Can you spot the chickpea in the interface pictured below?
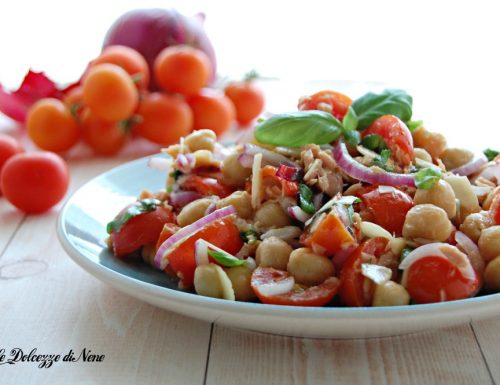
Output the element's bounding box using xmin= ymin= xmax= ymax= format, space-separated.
xmin=478 ymin=226 xmax=500 ymax=262
xmin=216 ymin=191 xmax=253 ymax=219
xmin=185 ymin=129 xmax=216 ymax=152
xmin=413 ymin=148 xmax=433 ymax=163
xmin=194 ymin=264 xmax=224 ymax=299
xmin=484 ymin=256 xmax=500 ymax=292
xmin=255 ymin=236 xmax=293 ymax=270
xmin=221 ymin=152 xmax=252 ymax=187
xmin=414 ymin=179 xmax=457 ymax=219
xmin=177 ymin=198 xmax=215 ymax=227
xmin=192 ymin=149 xmax=220 ymax=168
xmin=226 ymin=266 xmax=256 ymax=301
xmin=402 ymin=204 xmax=452 ymax=243
xmin=254 ymin=201 xmax=292 ymax=229
xmin=372 ymin=281 xmax=410 ymax=306
xmin=459 ymin=211 xmax=492 ymax=243
xmin=287 ymin=248 xmax=335 ymax=286
xmin=412 ymin=127 xmax=447 ymax=159
xmin=440 ymin=147 xmax=474 ymax=171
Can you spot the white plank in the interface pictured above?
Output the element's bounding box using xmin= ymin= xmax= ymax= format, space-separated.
xmin=471 ymin=316 xmax=500 ymax=382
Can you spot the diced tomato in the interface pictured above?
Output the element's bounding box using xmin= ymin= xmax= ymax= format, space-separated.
xmin=156 ymin=223 xmax=180 ymax=250
xmin=181 ymin=175 xmax=234 ymax=198
xmin=261 ymin=165 xmax=299 ymax=198
xmin=166 ymin=217 xmax=243 ymax=289
xmin=111 ymin=205 xmax=175 ymax=257
xmin=405 ymin=256 xmax=479 ymax=304
xmin=363 ymin=115 xmax=414 ymax=167
xmin=251 ymin=267 xmax=340 ymax=307
xmin=298 ymin=90 xmax=352 ymax=121
xmin=339 ymin=237 xmax=389 ymax=307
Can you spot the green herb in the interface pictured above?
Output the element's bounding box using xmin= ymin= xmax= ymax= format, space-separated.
xmin=400 ymin=247 xmax=414 ymax=263
xmin=342 ymin=106 xmax=359 ymax=131
xmin=106 ymin=198 xmax=161 ymax=234
xmin=169 ymin=170 xmax=183 ymax=180
xmin=240 ymin=229 xmax=258 ymax=244
xmin=343 ymin=130 xmax=361 ymax=146
xmin=414 ymin=167 xmax=442 ymax=190
xmin=373 ymin=149 xmax=393 ymax=171
xmin=361 ymin=134 xmax=387 ymax=152
xmin=484 ymin=148 xmax=500 ymax=161
xmin=299 ymin=184 xmax=315 ymax=214
xmin=305 ymin=195 xmax=361 ymax=227
xmin=406 ymin=120 xmax=423 ymax=132
xmin=208 ymin=250 xmax=245 ymax=267
xmin=254 ymin=110 xmax=342 ymax=147
xmin=351 ymin=89 xmax=413 ymax=130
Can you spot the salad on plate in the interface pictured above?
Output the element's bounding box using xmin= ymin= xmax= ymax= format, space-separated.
xmin=106 ymin=88 xmax=500 ymax=307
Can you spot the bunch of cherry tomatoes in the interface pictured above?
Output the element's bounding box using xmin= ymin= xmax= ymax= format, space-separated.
xmin=26 ymin=45 xmax=265 ymax=155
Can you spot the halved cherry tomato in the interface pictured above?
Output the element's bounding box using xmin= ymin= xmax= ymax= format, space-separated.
xmin=405 ymin=256 xmax=479 ymax=304
xmin=251 ymin=267 xmax=340 ymax=307
xmin=261 ymin=165 xmax=299 ymax=197
xmin=156 ymin=223 xmax=180 ymax=251
xmin=111 ymin=205 xmax=175 ymax=257
xmin=339 ymin=237 xmax=389 ymax=307
xmin=363 ymin=115 xmax=414 ymax=167
xmin=166 ymin=217 xmax=243 ymax=289
xmin=298 ymin=90 xmax=352 ymax=121
xmin=356 ymin=185 xmax=414 ymax=236
xmin=181 ymin=175 xmax=234 ymax=198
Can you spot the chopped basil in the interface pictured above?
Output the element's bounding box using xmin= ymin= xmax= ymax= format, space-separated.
xmin=240 ymin=229 xmax=258 ymax=244
xmin=484 ymin=148 xmax=500 ymax=162
xmin=106 ymin=198 xmax=161 ymax=234
xmin=208 ymin=250 xmax=245 ymax=267
xmin=414 ymin=167 xmax=442 ymax=190
xmin=362 ymin=134 xmax=387 ymax=152
xmin=406 ymin=120 xmax=423 ymax=132
xmin=169 ymin=170 xmax=183 ymax=180
xmin=373 ymin=149 xmax=393 ymax=171
xmin=299 ymin=184 xmax=315 ymax=214
xmin=305 ymin=195 xmax=361 ymax=227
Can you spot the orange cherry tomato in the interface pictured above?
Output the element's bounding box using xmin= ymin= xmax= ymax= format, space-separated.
xmin=154 ymin=45 xmax=211 ymax=95
xmin=26 ymin=98 xmax=80 ymax=152
xmin=82 ymin=63 xmax=138 ymax=121
xmin=250 ymin=267 xmax=340 ymax=306
xmin=405 ymin=256 xmax=479 ymax=304
xmin=181 ymin=175 xmax=234 ymax=198
xmin=81 ymin=109 xmax=128 ymax=156
xmin=63 ymin=86 xmax=85 ymax=118
xmin=298 ymin=90 xmax=352 ymax=120
xmin=188 ymin=90 xmax=235 ymax=136
xmin=339 ymin=237 xmax=389 ymax=307
xmin=0 ymin=134 xmax=24 ymax=194
xmin=166 ymin=217 xmax=243 ymax=288
xmin=224 ymin=81 xmax=265 ymax=125
xmin=134 ymin=93 xmax=192 ymax=145
xmin=93 ymin=45 xmax=150 ymax=90
xmin=261 ymin=165 xmax=299 ymax=198
xmin=363 ymin=115 xmax=414 ymax=167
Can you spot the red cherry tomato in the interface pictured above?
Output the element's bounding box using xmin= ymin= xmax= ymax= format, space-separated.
xmin=0 ymin=134 xmax=24 ymax=194
xmin=111 ymin=205 xmax=175 ymax=257
xmin=181 ymin=175 xmax=234 ymax=198
xmin=356 ymin=185 xmax=414 ymax=236
xmin=298 ymin=90 xmax=352 ymax=120
xmin=251 ymin=267 xmax=340 ymax=307
xmin=363 ymin=115 xmax=414 ymax=167
xmin=339 ymin=237 xmax=389 ymax=307
xmin=1 ymin=152 xmax=68 ymax=213
xmin=405 ymin=256 xmax=479 ymax=304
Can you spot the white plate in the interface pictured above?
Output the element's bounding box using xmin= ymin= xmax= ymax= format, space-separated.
xmin=57 ymin=157 xmax=500 ymax=338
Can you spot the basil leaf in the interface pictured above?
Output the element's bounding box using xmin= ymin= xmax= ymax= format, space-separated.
xmin=484 ymin=148 xmax=500 ymax=162
xmin=305 ymin=195 xmax=360 ymax=227
xmin=208 ymin=250 xmax=245 ymax=267
xmin=351 ymin=89 xmax=413 ymax=130
xmin=342 ymin=106 xmax=359 ymax=131
xmin=361 ymin=134 xmax=387 ymax=152
xmin=240 ymin=229 xmax=258 ymax=244
xmin=414 ymin=167 xmax=442 ymax=190
xmin=406 ymin=120 xmax=423 ymax=132
xmin=299 ymin=184 xmax=315 ymax=214
xmin=344 ymin=130 xmax=361 ymax=146
xmin=373 ymin=149 xmax=393 ymax=171
xmin=106 ymin=198 xmax=161 ymax=234
xmin=254 ymin=110 xmax=342 ymax=147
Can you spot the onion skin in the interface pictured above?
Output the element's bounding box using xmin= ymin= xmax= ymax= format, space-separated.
xmin=103 ymin=8 xmax=217 ymax=90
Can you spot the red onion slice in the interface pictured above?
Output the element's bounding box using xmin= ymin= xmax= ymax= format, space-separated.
xmin=147 ymin=156 xmax=173 ymax=171
xmin=333 ymin=142 xmax=416 ymax=187
xmin=169 ymin=191 xmax=203 ymax=208
xmin=257 ymin=276 xmax=295 ymax=296
xmin=243 ymin=144 xmax=296 ymax=167
xmin=176 ymin=153 xmax=196 ymax=173
xmin=455 ymin=231 xmax=485 ymax=275
xmin=154 ymin=205 xmax=236 ymax=270
xmin=450 ymin=156 xmax=487 ymax=176
xmin=288 ymin=206 xmax=312 ymax=222
xmin=361 ymin=263 xmax=392 ymax=285
xmin=237 ymin=153 xmax=254 ymax=168
xmin=194 ymin=239 xmax=209 ymax=266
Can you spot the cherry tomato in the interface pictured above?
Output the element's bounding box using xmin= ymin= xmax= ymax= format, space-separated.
xmin=111 ymin=205 xmax=175 ymax=257
xmin=224 ymin=80 xmax=265 ymax=125
xmin=405 ymin=256 xmax=479 ymax=304
xmin=166 ymin=217 xmax=243 ymax=288
xmin=250 ymin=267 xmax=340 ymax=306
xmin=26 ymin=98 xmax=80 ymax=152
xmin=356 ymin=185 xmax=414 ymax=236
xmin=82 ymin=63 xmax=138 ymax=121
xmin=261 ymin=165 xmax=299 ymax=198
xmin=63 ymin=86 xmax=85 ymax=118
xmin=188 ymin=90 xmax=235 ymax=136
xmin=181 ymin=175 xmax=234 ymax=198
xmin=134 ymin=93 xmax=192 ymax=145
xmin=298 ymin=90 xmax=352 ymax=120
xmin=81 ymin=109 xmax=128 ymax=156
xmin=154 ymin=46 xmax=211 ymax=95
xmin=155 ymin=223 xmax=180 ymax=251
xmin=339 ymin=237 xmax=389 ymax=307
xmin=93 ymin=45 xmax=150 ymax=89
xmin=363 ymin=115 xmax=414 ymax=167
xmin=1 ymin=152 xmax=69 ymax=213
xmin=0 ymin=134 xmax=24 ymax=194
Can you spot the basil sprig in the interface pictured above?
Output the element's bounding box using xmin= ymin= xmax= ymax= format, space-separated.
xmin=208 ymin=250 xmax=245 ymax=267
xmin=298 ymin=184 xmax=315 ymax=214
xmin=106 ymin=198 xmax=161 ymax=234
xmin=361 ymin=134 xmax=387 ymax=152
xmin=414 ymin=167 xmax=442 ymax=190
xmin=484 ymin=148 xmax=500 ymax=162
xmin=373 ymin=149 xmax=393 ymax=171
xmin=351 ymin=89 xmax=413 ymax=130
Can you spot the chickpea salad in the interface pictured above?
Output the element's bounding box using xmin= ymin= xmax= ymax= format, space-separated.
xmin=106 ymin=88 xmax=500 ymax=307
